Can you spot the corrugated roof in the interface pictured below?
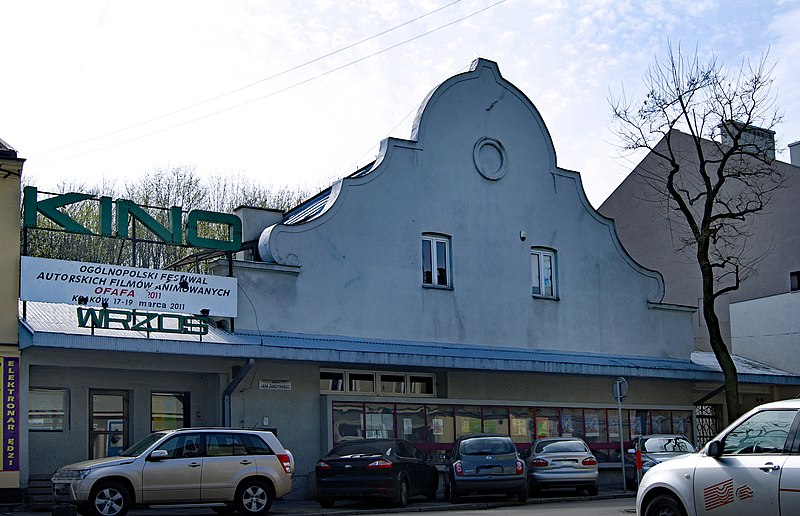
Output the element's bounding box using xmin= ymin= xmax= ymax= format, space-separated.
xmin=18 ymin=301 xmax=800 ymax=385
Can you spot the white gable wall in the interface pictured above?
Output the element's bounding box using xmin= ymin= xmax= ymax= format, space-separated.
xmin=225 ymin=60 xmax=693 ymax=360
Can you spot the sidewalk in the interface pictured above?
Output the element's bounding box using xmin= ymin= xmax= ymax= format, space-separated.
xmin=1 ymin=491 xmax=636 ymax=516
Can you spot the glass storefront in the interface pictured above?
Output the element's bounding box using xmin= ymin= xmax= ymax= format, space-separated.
xmin=331 ymin=400 xmax=694 ymax=463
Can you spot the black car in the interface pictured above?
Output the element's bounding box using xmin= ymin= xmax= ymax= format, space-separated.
xmin=314 ymin=438 xmax=438 ymax=508
xmin=443 ymin=434 xmax=527 ymax=503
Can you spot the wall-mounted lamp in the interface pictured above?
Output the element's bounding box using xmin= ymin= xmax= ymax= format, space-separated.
xmin=519 ymin=230 xmax=527 ymax=241
xmin=200 ymin=308 xmax=210 ymax=317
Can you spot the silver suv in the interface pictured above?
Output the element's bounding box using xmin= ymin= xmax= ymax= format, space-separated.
xmin=52 ymin=428 xmax=294 ymax=516
xmin=637 ymin=399 xmax=800 ymax=516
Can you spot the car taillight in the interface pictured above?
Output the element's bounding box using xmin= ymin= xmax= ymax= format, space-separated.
xmin=582 ymin=457 xmax=598 ymax=466
xmin=316 ymin=460 xmax=331 ymax=470
xmin=531 ymin=458 xmax=549 ymax=467
xmin=277 ymin=453 xmax=292 ymax=474
xmin=366 ymin=459 xmax=393 ymax=469
xmin=454 ymin=460 xmax=463 ymax=476
xmin=516 ymin=459 xmax=524 ymax=474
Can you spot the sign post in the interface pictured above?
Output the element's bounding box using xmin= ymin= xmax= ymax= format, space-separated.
xmin=612 ymin=377 xmax=628 ymax=492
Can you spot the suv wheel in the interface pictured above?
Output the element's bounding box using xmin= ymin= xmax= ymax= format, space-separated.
xmin=235 ymin=479 xmax=273 ymax=515
xmin=644 ymin=493 xmax=683 ymax=516
xmin=89 ymin=481 xmax=131 ymax=516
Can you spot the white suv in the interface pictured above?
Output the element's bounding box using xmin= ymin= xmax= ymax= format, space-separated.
xmin=52 ymin=428 xmax=294 ymax=516
xmin=637 ymin=399 xmax=800 ymax=516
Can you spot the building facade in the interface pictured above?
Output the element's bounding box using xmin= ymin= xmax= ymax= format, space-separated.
xmin=1 ymin=138 xmax=23 ymax=502
xmin=17 ymin=61 xmax=800 ymax=501
xmin=600 ymin=130 xmax=800 ymax=375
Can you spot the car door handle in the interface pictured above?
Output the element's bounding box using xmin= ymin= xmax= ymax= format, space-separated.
xmin=188 ymin=462 xmax=201 ymax=468
xmin=759 ymin=462 xmax=780 ymax=472
xmin=240 ymin=460 xmax=252 ymax=465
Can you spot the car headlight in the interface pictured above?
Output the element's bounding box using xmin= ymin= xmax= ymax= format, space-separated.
xmin=54 ymin=469 xmax=92 ymax=480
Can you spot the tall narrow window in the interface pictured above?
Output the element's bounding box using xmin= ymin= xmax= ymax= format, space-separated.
xmin=422 ymin=235 xmax=451 ymax=287
xmin=531 ymin=248 xmax=556 ymax=298
xmin=791 ymin=271 xmax=800 ymax=292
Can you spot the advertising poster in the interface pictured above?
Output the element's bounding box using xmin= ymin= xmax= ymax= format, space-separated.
xmin=609 ymin=414 xmax=620 ymax=438
xmin=585 ymin=413 xmax=600 ymax=437
xmin=562 ymin=414 xmax=574 ymax=436
xmin=536 ymin=419 xmax=550 ymax=437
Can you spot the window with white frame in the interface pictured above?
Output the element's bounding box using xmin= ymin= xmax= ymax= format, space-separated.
xmin=321 ymin=369 xmax=436 ymax=397
xmin=422 ymin=234 xmax=451 ymax=287
xmin=531 ymin=248 xmax=556 ymax=298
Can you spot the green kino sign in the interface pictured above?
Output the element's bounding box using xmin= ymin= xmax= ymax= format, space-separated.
xmin=23 ymin=186 xmax=242 ymax=252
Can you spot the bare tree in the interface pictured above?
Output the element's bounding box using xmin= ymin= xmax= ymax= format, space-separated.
xmin=609 ymin=44 xmax=784 ymax=421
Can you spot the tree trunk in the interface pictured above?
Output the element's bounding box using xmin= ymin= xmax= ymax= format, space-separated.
xmin=699 ymin=256 xmax=741 ymax=423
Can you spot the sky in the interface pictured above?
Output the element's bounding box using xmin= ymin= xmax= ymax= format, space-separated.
xmin=3 ymin=0 xmax=800 ymax=208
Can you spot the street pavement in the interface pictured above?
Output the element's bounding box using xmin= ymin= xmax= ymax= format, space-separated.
xmin=0 ymin=491 xmax=636 ymax=516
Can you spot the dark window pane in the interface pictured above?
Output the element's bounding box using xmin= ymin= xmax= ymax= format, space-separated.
xmin=422 ymin=239 xmax=432 ymax=284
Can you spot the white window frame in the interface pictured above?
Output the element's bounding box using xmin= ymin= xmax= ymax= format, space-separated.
xmin=321 ymin=369 xmax=436 ymax=397
xmin=422 ymin=234 xmax=451 ymax=288
xmin=531 ymin=247 xmax=557 ymax=299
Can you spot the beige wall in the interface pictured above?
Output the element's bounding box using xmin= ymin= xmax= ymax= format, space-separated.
xmin=447 ymin=370 xmax=694 ymax=407
xmin=0 ymin=163 xmax=21 ymax=344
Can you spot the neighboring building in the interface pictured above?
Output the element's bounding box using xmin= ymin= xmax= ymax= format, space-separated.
xmin=16 ymin=60 xmax=800 ymax=501
xmin=0 ymin=138 xmax=23 ymax=503
xmin=600 ymin=128 xmax=800 ymax=420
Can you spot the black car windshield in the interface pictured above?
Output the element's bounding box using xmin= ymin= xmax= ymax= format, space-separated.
xmin=642 ymin=437 xmax=693 ymax=453
xmin=461 ymin=437 xmax=514 ymax=455
xmin=119 ymin=432 xmax=169 ymax=457
xmin=536 ymin=440 xmax=587 ymax=453
xmin=329 ymin=442 xmax=387 ymax=458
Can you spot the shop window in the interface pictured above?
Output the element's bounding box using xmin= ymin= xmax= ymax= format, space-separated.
xmin=380 ymin=374 xmax=405 ymax=395
xmin=397 ymin=404 xmax=426 ymax=442
xmin=320 ymin=371 xmax=344 ymax=392
xmin=151 ymin=392 xmax=189 ymax=432
xmin=482 ymin=406 xmax=509 ymax=435
xmin=426 ymin=405 xmax=455 ymax=444
xmin=333 ymin=402 xmax=364 ymax=442
xmin=422 ymin=234 xmax=451 ymax=287
xmin=456 ymin=405 xmax=482 ymax=437
xmin=533 ymin=408 xmax=559 ymax=438
xmin=348 ymin=372 xmax=375 ymax=393
xmin=29 ymin=388 xmax=68 ymax=431
xmin=366 ymin=404 xmax=395 ymax=438
xmin=531 ymin=248 xmax=557 ymax=298
xmin=409 ymin=375 xmax=434 ymax=395
xmin=583 ymin=409 xmax=607 ymax=444
xmin=560 ymin=408 xmax=584 ymax=438
xmin=510 ymin=408 xmax=534 ymax=444
xmin=651 ymin=410 xmax=673 ymax=434
xmin=608 ymin=409 xmax=630 ymax=443
xmin=673 ymin=410 xmax=692 ymax=438
xmin=630 ymin=410 xmax=651 ymax=437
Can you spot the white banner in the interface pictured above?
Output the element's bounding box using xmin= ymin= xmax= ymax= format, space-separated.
xmin=21 ymin=256 xmax=238 ymax=317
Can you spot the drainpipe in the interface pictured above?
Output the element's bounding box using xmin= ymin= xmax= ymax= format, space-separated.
xmin=223 ymin=358 xmax=255 ymax=427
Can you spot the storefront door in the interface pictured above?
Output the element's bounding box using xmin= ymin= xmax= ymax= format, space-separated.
xmin=89 ymin=390 xmax=129 ymax=459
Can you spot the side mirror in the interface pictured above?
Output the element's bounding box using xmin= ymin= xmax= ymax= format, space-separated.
xmin=149 ymin=449 xmax=169 ymax=461
xmin=707 ymin=440 xmax=722 ymax=459
xmin=626 ymin=448 xmax=636 ymax=455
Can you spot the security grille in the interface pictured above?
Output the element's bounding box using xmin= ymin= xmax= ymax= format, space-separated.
xmin=695 ymin=404 xmax=720 ymax=447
